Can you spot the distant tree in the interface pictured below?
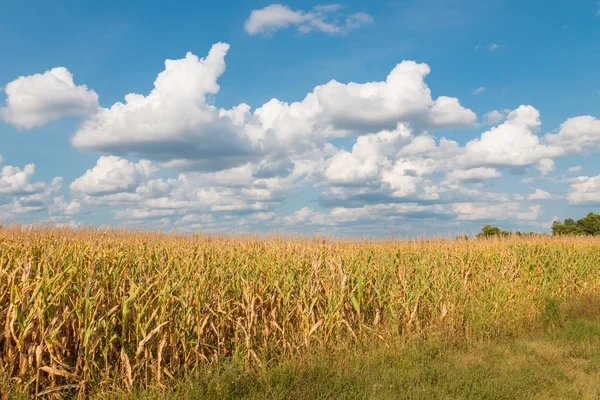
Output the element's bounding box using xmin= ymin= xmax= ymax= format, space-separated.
xmin=577 ymin=213 xmax=600 ymax=235
xmin=515 ymin=231 xmax=541 ymax=237
xmin=477 ymin=224 xmax=510 ymax=238
xmin=551 ymin=212 xmax=600 ymax=236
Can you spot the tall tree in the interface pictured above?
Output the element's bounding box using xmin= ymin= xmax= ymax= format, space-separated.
xmin=552 ymin=213 xmax=600 ymax=236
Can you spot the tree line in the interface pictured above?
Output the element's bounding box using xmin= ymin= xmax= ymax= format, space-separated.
xmin=551 ymin=212 xmax=600 ymax=236
xmin=467 ymin=212 xmax=600 ymax=238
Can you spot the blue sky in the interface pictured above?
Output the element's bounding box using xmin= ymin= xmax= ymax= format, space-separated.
xmin=1 ymin=0 xmax=599 ymax=237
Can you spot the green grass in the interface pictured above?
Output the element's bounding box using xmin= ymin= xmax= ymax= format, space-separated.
xmin=82 ymin=316 xmax=600 ymax=400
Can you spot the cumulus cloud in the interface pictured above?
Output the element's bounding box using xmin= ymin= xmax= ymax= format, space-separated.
xmin=250 ymin=61 xmax=476 ymax=149
xmin=272 ymin=61 xmax=476 ymax=138
xmin=567 ymin=175 xmax=600 ymax=205
xmin=69 ymin=44 xmax=476 ymax=171
xmin=453 ymin=202 xmax=543 ymax=221
xmin=568 ymin=166 xmax=582 ymax=174
xmin=49 ymin=196 xmax=81 ymax=216
xmin=545 ymin=116 xmax=600 ymax=155
xmin=535 ymin=158 xmax=555 ymax=176
xmin=320 ymin=104 xmax=586 ymax=208
xmin=462 ymin=106 xmax=561 ymax=169
xmin=6 ymin=42 xmax=600 ymax=235
xmin=70 ymin=44 xmax=263 ymax=171
xmin=278 ymin=203 xmax=452 ymax=228
xmin=244 ymin=4 xmax=373 ymax=36
xmin=320 ymin=124 xmax=452 ymax=204
xmin=324 ymin=124 xmax=412 ymax=185
xmin=74 ymin=150 xmax=326 ymax=228
xmin=0 ymin=67 xmax=98 ymax=129
xmin=114 ymin=208 xmax=179 ymax=220
xmin=328 ymin=203 xmax=450 ymax=223
xmin=63 ymin=96 xmax=599 ymax=234
xmin=315 ymin=102 xmax=596 ymax=217
xmin=428 ymin=96 xmax=478 ymax=128
xmin=70 ymin=156 xmax=156 ymax=196
xmin=0 ymin=164 xmax=46 ymax=195
xmin=527 ymin=188 xmax=552 ymax=201
xmin=483 ymin=110 xmax=505 ymax=125
xmin=0 ymin=174 xmax=63 ymax=220
xmin=447 ymin=167 xmax=501 ymax=182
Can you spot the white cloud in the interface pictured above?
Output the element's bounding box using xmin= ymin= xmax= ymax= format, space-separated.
xmin=71 ymin=44 xmax=263 ymax=171
xmin=0 ymin=175 xmax=63 ymax=220
xmin=453 ymin=202 xmax=543 ymax=221
xmin=70 ymin=44 xmax=476 ymax=171
xmin=320 ymin=124 xmax=451 ymax=203
xmin=313 ymin=4 xmax=345 ymax=13
xmin=325 ymin=150 xmax=381 ymax=185
xmin=545 ymin=116 xmax=600 ymax=155
xmin=49 ymin=196 xmax=81 ymax=216
xmin=114 ymin=208 xmax=179 ymax=220
xmin=70 ymin=156 xmax=156 ymax=196
xmin=345 ymin=13 xmax=374 ymax=30
xmin=567 ymin=175 xmax=600 ymax=205
xmin=256 ymin=62 xmax=476 ymax=145
xmin=527 ymin=188 xmax=552 ymax=201
xmin=250 ymin=212 xmax=277 ymax=221
xmin=328 ymin=203 xmax=449 ymax=222
xmin=80 ymin=192 xmax=142 ymax=206
xmin=8 ymin=42 xmax=600 ymax=234
xmin=318 ymin=105 xmax=577 ymax=210
xmin=244 ymin=4 xmax=373 ymax=36
xmin=324 ymin=124 xmax=411 ymax=185
xmin=568 ymin=166 xmax=582 ymax=174
xmin=244 ymin=4 xmax=308 ymax=35
xmin=447 ymin=167 xmax=501 ymax=182
xmin=462 ymin=106 xmax=562 ymax=169
xmin=483 ymin=110 xmax=505 ymax=125
xmin=61 ymin=93 xmax=596 ymax=233
xmin=282 ymin=207 xmax=316 ymax=225
xmin=428 ymin=96 xmax=477 ymax=128
xmin=74 ymin=149 xmax=324 ymax=227
xmin=536 ymin=158 xmax=555 ymax=176
xmin=476 ymin=43 xmax=501 ymax=51
xmin=281 ymin=62 xmax=476 ymax=137
xmin=472 ymin=86 xmax=486 ymax=95
xmin=0 ymin=67 xmax=98 ymax=129
xmin=278 ymin=202 xmax=451 ymax=228
xmin=0 ymin=164 xmax=46 ymax=195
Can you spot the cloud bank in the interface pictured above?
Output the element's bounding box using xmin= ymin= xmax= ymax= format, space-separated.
xmin=2 ymin=42 xmax=600 ymax=235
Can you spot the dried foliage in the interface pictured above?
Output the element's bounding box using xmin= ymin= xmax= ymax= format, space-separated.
xmin=1 ymin=224 xmax=599 ymax=397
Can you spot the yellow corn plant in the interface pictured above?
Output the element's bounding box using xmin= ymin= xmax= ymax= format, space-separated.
xmin=1 ymin=224 xmax=600 ymax=397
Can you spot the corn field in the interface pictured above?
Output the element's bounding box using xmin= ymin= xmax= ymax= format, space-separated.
xmin=1 ymin=225 xmax=600 ymax=397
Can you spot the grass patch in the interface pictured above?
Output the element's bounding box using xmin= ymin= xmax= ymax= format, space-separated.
xmin=82 ymin=317 xmax=600 ymax=400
